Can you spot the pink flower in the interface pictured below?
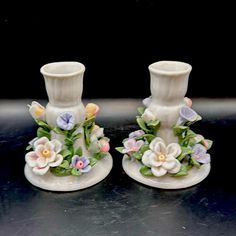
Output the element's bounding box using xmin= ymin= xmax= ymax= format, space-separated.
xmin=122 ymin=138 xmax=144 ymax=154
xmin=184 ymin=97 xmax=193 ymax=107
xmin=25 ymin=137 xmax=63 ymax=175
xmin=99 ymin=139 xmax=110 ymax=153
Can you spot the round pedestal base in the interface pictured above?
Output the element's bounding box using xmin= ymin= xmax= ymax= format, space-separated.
xmin=25 ymin=154 xmax=113 ymax=191
xmin=122 ymin=155 xmax=210 ymax=189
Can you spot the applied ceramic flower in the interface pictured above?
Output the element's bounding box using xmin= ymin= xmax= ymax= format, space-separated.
xmin=142 ymin=137 xmax=181 ymax=177
xmin=191 ymin=144 xmax=210 ymax=164
xmin=90 ymin=125 xmax=104 ymax=142
xmin=99 ymin=139 xmax=110 ymax=153
xmin=56 ymin=112 xmax=75 ymax=130
xmin=85 ymin=103 xmax=99 ymax=119
xmin=28 ymin=101 xmax=45 ymax=120
xmin=122 ymin=138 xmax=144 ymax=154
xmin=143 ymin=96 xmax=152 ymax=107
xmin=141 ymin=108 xmax=156 ymax=122
xmin=129 ymin=130 xmax=145 ymax=139
xmin=184 ymin=97 xmax=192 ymax=107
xmin=25 ymin=137 xmax=63 ymax=175
xmin=176 ymin=106 xmax=198 ymax=125
xmin=71 ymin=156 xmax=91 ymax=173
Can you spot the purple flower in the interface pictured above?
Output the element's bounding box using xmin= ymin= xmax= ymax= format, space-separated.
xmin=71 ymin=155 xmax=91 ymax=173
xmin=177 ymin=106 xmax=198 ymax=125
xmin=129 ymin=130 xmax=145 ymax=139
xmin=191 ymin=144 xmax=210 ymax=164
xmin=56 ymin=112 xmax=75 ymax=130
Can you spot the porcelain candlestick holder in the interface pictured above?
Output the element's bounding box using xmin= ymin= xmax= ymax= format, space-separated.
xmin=24 ymin=62 xmax=113 ymax=191
xmin=117 ymin=61 xmax=212 ymax=189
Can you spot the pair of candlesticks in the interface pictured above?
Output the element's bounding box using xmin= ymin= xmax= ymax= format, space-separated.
xmin=24 ymin=61 xmax=212 ymax=191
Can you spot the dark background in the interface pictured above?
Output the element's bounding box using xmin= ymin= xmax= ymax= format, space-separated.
xmin=1 ymin=1 xmax=235 ymax=99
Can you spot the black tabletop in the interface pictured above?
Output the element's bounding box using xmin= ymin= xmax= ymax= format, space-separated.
xmin=1 ymin=99 xmax=236 ymax=236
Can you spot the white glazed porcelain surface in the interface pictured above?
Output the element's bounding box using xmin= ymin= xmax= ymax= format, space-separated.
xmin=148 ymin=61 xmax=192 ymax=144
xmin=25 ymin=154 xmax=113 ymax=191
xmin=123 ymin=155 xmax=210 ymax=189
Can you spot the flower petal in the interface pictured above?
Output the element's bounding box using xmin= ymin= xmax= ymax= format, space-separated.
xmin=71 ymin=155 xmax=79 ymax=167
xmin=180 ymin=106 xmax=198 ymax=121
xmin=124 ymin=139 xmax=136 ymax=150
xmin=34 ymin=137 xmax=49 ymax=147
xmin=168 ymin=160 xmax=181 ymax=174
xmin=136 ymin=140 xmax=145 ymax=149
xmin=46 ymin=152 xmax=56 ymax=163
xmin=141 ymin=150 xmax=152 ymax=167
xmin=151 ymin=166 xmax=167 ymax=177
xmin=142 ymin=96 xmax=152 ymax=107
xmin=50 ymin=139 xmax=62 ymax=153
xmin=49 ymin=154 xmax=63 ymax=167
xmin=25 ymin=151 xmax=38 ymax=167
xmin=32 ymin=166 xmax=49 ymax=175
xmin=162 ymin=160 xmax=177 ymax=170
xmin=149 ymin=137 xmax=165 ymax=153
xmin=36 ymin=157 xmax=48 ymax=168
xmin=81 ymin=165 xmax=92 ymax=173
xmin=166 ymin=143 xmax=181 ymax=158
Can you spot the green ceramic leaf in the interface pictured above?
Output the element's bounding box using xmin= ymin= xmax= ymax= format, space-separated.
xmin=60 ymin=149 xmax=72 ymax=158
xmin=133 ymin=151 xmax=143 ymax=160
xmin=93 ymin=152 xmax=107 ymax=160
xmin=136 ymin=117 xmax=150 ymax=133
xmin=37 ymin=127 xmax=51 ymax=139
xmin=72 ymin=133 xmax=82 ymax=141
xmin=53 ymin=127 xmax=65 ymax=135
xmin=177 ymin=146 xmax=194 ymax=161
xmin=173 ymin=125 xmax=189 ymax=136
xmin=26 ymin=144 xmax=33 ymax=151
xmin=65 ymin=137 xmax=74 ymax=146
xmin=75 ymin=146 xmax=83 ymax=156
xmin=172 ymin=165 xmax=190 ymax=177
xmin=140 ymin=144 xmax=149 ymax=154
xmin=137 ymin=107 xmax=145 ymax=115
xmin=71 ymin=168 xmax=82 ymax=176
xmin=59 ymin=160 xmax=70 ymax=169
xmin=83 ymin=117 xmax=95 ymax=127
xmin=115 ymin=147 xmax=124 ymax=153
xmin=140 ymin=166 xmax=153 ymax=176
xmin=137 ymin=134 xmax=156 ymax=143
xmin=89 ymin=157 xmax=98 ymax=167
xmin=50 ymin=167 xmax=72 ymax=176
xmin=36 ymin=120 xmax=51 ymax=131
xmin=189 ymin=157 xmax=201 ymax=168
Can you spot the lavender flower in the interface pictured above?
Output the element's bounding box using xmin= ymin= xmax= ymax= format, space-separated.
xmin=191 ymin=144 xmax=210 ymax=164
xmin=122 ymin=138 xmax=144 ymax=154
xmin=129 ymin=130 xmax=145 ymax=139
xmin=56 ymin=112 xmax=75 ymax=130
xmin=71 ymin=155 xmax=91 ymax=173
xmin=176 ymin=106 xmax=198 ymax=125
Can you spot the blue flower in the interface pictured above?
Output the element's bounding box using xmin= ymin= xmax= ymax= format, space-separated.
xmin=56 ymin=112 xmax=75 ymax=130
xmin=176 ymin=106 xmax=198 ymax=125
xmin=191 ymin=144 xmax=210 ymax=164
xmin=71 ymin=155 xmax=91 ymax=173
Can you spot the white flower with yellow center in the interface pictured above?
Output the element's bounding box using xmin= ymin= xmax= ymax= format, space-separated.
xmin=25 ymin=137 xmax=63 ymax=175
xmin=28 ymin=101 xmax=46 ymax=120
xmin=142 ymin=137 xmax=181 ymax=177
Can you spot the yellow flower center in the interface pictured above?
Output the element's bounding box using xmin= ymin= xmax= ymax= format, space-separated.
xmin=42 ymin=149 xmax=51 ymax=158
xmin=34 ymin=107 xmax=45 ymax=117
xmin=158 ymin=153 xmax=166 ymax=162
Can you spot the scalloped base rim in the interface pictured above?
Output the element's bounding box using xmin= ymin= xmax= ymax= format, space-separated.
xmin=24 ymin=153 xmax=113 ymax=191
xmin=122 ymin=155 xmax=210 ymax=189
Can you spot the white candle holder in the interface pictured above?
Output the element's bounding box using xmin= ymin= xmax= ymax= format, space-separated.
xmin=24 ymin=62 xmax=112 ymax=191
xmin=117 ymin=61 xmax=212 ymax=189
